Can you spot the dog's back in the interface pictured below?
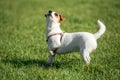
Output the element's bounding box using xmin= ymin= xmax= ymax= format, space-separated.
xmin=56 ymin=32 xmax=97 ymax=53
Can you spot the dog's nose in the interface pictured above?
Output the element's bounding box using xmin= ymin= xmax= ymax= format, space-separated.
xmin=49 ymin=10 xmax=52 ymax=13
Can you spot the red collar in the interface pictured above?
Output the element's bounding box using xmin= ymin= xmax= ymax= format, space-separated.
xmin=46 ymin=32 xmax=65 ymax=42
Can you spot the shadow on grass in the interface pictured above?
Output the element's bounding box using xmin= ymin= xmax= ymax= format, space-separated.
xmin=2 ymin=58 xmax=53 ymax=68
xmin=2 ymin=58 xmax=82 ymax=69
xmin=2 ymin=58 xmax=74 ymax=69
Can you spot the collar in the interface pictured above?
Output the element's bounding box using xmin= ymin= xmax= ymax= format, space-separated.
xmin=46 ymin=32 xmax=65 ymax=42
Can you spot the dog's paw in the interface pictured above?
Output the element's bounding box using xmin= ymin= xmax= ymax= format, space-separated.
xmin=83 ymin=54 xmax=91 ymax=64
xmin=47 ymin=63 xmax=53 ymax=67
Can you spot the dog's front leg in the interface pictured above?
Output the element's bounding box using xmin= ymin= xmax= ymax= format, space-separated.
xmin=48 ymin=51 xmax=55 ymax=65
xmin=49 ymin=50 xmax=54 ymax=55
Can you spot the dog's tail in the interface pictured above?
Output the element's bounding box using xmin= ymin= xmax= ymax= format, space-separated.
xmin=94 ymin=20 xmax=106 ymax=40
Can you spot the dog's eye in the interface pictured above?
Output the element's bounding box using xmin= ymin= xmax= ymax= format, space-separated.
xmin=54 ymin=13 xmax=58 ymax=16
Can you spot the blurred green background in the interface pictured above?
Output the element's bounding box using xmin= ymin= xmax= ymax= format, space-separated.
xmin=0 ymin=0 xmax=120 ymax=80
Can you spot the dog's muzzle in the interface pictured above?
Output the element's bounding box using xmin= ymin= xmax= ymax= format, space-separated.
xmin=45 ymin=10 xmax=52 ymax=17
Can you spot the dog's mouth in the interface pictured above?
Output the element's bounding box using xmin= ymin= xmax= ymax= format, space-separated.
xmin=45 ymin=13 xmax=51 ymax=17
xmin=45 ymin=10 xmax=52 ymax=17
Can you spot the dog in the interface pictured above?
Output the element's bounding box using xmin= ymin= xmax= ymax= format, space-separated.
xmin=45 ymin=10 xmax=106 ymax=65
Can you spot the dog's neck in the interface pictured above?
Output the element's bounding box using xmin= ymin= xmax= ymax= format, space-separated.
xmin=46 ymin=21 xmax=63 ymax=37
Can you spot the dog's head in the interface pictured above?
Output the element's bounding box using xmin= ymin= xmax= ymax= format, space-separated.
xmin=45 ymin=10 xmax=65 ymax=23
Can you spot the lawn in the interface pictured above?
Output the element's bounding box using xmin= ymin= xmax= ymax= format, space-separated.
xmin=0 ymin=0 xmax=120 ymax=80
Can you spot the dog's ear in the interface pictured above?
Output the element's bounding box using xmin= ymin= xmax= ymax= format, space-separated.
xmin=60 ymin=15 xmax=65 ymax=22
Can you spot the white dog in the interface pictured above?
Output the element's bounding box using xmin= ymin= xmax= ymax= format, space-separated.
xmin=45 ymin=10 xmax=106 ymax=65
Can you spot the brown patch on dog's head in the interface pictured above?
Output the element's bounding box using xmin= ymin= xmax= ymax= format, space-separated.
xmin=59 ymin=15 xmax=65 ymax=22
xmin=54 ymin=13 xmax=65 ymax=23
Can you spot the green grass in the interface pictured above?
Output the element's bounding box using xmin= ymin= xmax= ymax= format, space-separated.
xmin=0 ymin=0 xmax=120 ymax=80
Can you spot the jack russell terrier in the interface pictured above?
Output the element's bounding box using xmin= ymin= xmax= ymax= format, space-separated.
xmin=45 ymin=10 xmax=106 ymax=65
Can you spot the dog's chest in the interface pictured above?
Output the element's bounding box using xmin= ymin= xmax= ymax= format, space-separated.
xmin=48 ymin=35 xmax=61 ymax=49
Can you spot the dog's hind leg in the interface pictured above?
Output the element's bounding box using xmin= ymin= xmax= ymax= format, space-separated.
xmin=80 ymin=48 xmax=91 ymax=64
xmin=80 ymin=39 xmax=97 ymax=64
